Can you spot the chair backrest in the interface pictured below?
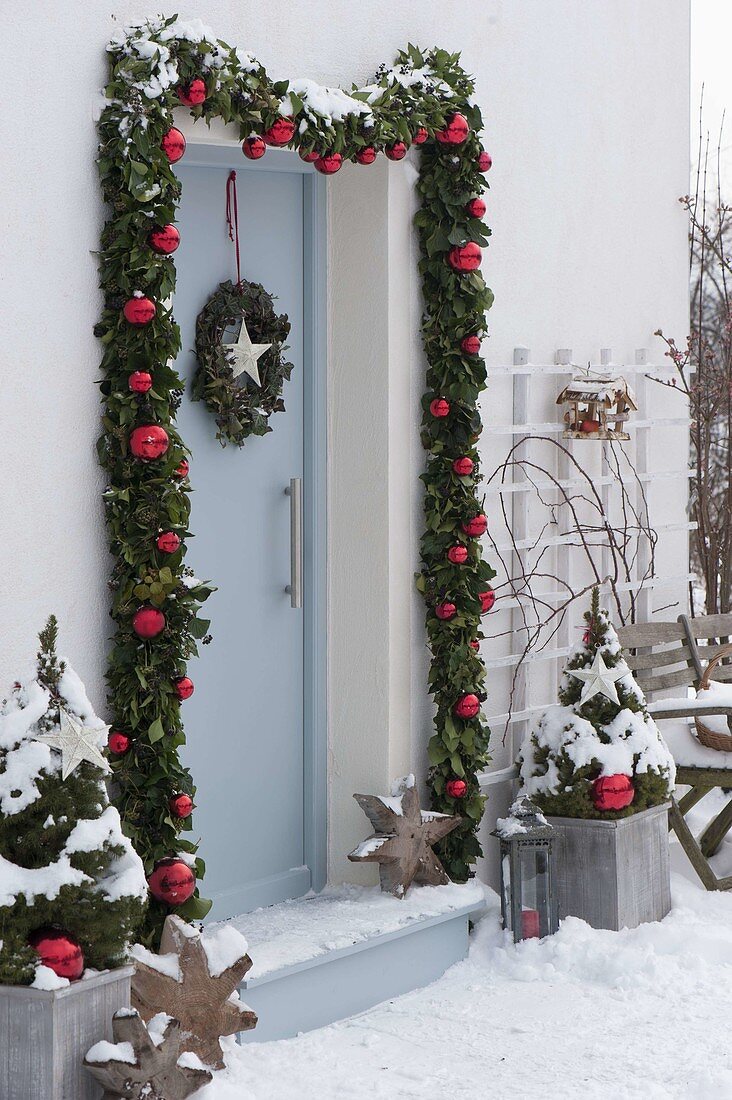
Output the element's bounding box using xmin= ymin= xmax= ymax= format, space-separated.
xmin=616 ymin=613 xmax=732 ymax=696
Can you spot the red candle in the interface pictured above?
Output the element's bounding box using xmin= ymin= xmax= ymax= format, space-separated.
xmin=521 ymin=909 xmax=540 ymax=939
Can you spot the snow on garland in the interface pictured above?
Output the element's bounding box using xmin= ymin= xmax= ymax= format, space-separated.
xmin=97 ymin=15 xmax=494 ymax=930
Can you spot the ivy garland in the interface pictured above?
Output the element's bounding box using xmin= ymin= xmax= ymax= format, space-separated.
xmin=191 ymin=278 xmax=292 ymax=447
xmin=97 ymin=15 xmax=494 ymax=939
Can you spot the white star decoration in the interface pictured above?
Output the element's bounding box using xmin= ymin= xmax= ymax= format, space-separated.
xmin=33 ymin=709 xmax=109 ymax=780
xmin=569 ymin=651 xmax=631 ymax=707
xmin=223 ymin=318 xmax=271 ymax=387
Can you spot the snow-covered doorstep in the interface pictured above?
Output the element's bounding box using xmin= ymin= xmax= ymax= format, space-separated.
xmin=223 ymin=880 xmax=485 ymax=981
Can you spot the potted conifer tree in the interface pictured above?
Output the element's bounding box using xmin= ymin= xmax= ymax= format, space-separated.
xmin=0 ymin=617 xmax=147 ymax=1100
xmin=517 ymin=589 xmax=675 ymax=930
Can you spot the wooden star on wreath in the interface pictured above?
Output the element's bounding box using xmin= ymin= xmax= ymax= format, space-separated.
xmin=348 ymin=777 xmax=461 ymax=898
xmin=131 ymin=916 xmax=257 ymax=1070
xmin=83 ymin=1009 xmax=212 ymax=1099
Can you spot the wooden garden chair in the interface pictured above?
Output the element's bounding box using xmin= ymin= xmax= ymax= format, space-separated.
xmin=617 ymin=614 xmax=732 ymax=890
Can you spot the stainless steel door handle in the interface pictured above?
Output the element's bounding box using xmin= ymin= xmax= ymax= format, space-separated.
xmin=284 ymin=478 xmax=302 ymax=609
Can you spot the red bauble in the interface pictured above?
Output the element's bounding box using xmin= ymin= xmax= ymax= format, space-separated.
xmin=123 ymin=296 xmax=156 ymax=326
xmin=480 ymin=588 xmax=496 ymax=613
xmin=582 ymin=630 xmax=591 ymax=644
xmin=108 ymin=730 xmax=131 ymax=755
xmin=148 ymin=224 xmax=180 ymax=255
xmin=147 ymin=857 xmax=196 ymax=906
xmin=477 ymin=150 xmax=493 ymax=173
xmin=447 ymin=545 xmax=468 ymax=565
xmin=132 ymin=606 xmax=166 ymax=639
xmin=264 ymin=117 xmax=296 ymax=146
xmin=581 ymin=419 xmax=601 ymax=433
xmin=435 ymin=112 xmax=469 ymax=145
xmin=430 ymin=397 xmax=451 ymax=418
xmin=176 ymin=78 xmax=207 ymax=106
xmin=452 ymin=456 xmax=475 ymax=477
xmin=28 ymin=927 xmax=84 ymax=981
xmin=355 ymin=146 xmax=377 ymax=165
xmin=299 ymin=148 xmax=320 ymax=163
xmin=446 ymin=778 xmax=468 ymax=798
xmin=314 ymin=153 xmax=343 ymax=175
xmin=454 ymin=694 xmax=480 ymax=720
xmin=173 ymin=676 xmax=195 ymax=701
xmin=173 ymin=458 xmax=190 ymax=479
xmin=128 ymin=371 xmax=153 ymax=393
xmin=448 ymin=242 xmax=482 ymax=273
xmin=412 ymin=126 xmax=429 ymax=145
xmin=462 ymin=514 xmax=488 ymax=537
xmin=242 ymin=136 xmax=267 ymax=160
xmin=435 ymin=600 xmax=457 ymax=621
xmin=461 ymin=335 xmax=481 ymax=355
xmin=169 ymin=793 xmax=194 ymax=819
xmin=129 ymin=424 xmax=169 ymax=461
xmin=592 ymin=774 xmax=635 ymax=812
xmin=469 ymin=639 xmax=480 ymax=651
xmin=156 ymin=531 xmax=181 ymax=554
xmin=385 ymin=141 xmax=408 ymax=161
xmin=466 ymin=197 xmax=487 ymax=219
xmin=161 ymin=127 xmax=186 ymax=163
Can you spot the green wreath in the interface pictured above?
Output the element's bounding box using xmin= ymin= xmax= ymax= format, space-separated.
xmin=192 ymin=279 xmax=292 ymax=446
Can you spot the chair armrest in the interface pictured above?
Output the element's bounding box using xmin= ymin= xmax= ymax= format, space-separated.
xmin=648 ymin=701 xmax=732 ymax=720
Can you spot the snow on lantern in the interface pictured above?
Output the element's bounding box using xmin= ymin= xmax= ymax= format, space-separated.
xmin=492 ymin=796 xmax=558 ymax=942
xmin=556 ymin=372 xmax=637 ymax=441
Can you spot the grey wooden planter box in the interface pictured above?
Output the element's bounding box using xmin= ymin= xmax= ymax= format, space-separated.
xmin=0 ymin=965 xmax=134 ymax=1100
xmin=548 ymin=802 xmax=671 ymax=930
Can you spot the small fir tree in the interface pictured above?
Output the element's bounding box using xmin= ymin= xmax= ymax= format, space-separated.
xmin=518 ymin=589 xmax=675 ymax=818
xmin=0 ymin=617 xmax=147 ymax=985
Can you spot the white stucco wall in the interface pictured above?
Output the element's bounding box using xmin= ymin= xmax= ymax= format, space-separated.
xmin=1 ymin=2 xmax=690 ymax=886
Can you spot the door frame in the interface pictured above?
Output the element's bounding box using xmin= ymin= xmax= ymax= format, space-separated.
xmin=182 ymin=139 xmax=328 ymax=901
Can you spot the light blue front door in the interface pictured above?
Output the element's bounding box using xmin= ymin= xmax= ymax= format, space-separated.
xmin=173 ymin=148 xmax=323 ymax=920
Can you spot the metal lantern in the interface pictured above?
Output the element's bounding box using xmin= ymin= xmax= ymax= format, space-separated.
xmin=492 ymin=796 xmax=559 ymax=941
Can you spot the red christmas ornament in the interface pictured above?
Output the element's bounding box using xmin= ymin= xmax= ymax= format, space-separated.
xmin=592 ymin=774 xmax=635 ymax=812
xmin=477 ymin=150 xmax=493 ymax=173
xmin=242 ymin=136 xmax=267 ymax=160
xmin=128 ymin=371 xmax=153 ymax=394
xmin=448 ymin=242 xmax=482 ymax=273
xmin=314 ymin=153 xmax=343 ymax=174
xmin=132 ymin=606 xmax=166 ymax=640
xmin=447 ymin=545 xmax=468 ymax=564
xmin=161 ymin=127 xmax=186 ymax=163
xmin=452 ymin=456 xmax=474 ymax=477
xmin=28 ymin=927 xmax=84 ymax=981
xmin=264 ymin=116 xmax=296 ymax=146
xmin=108 ymin=730 xmax=131 ymax=755
xmin=176 ymin=78 xmax=207 ymax=106
xmin=446 ymin=778 xmax=468 ymax=799
xmin=466 ymin=197 xmax=487 ymax=219
xmin=148 ymin=224 xmax=180 ymax=255
xmin=435 ymin=112 xmax=469 ymax=145
xmin=581 ymin=419 xmax=601 ymax=434
xmin=173 ymin=676 xmax=195 ymax=701
xmin=355 ymin=146 xmax=377 ymax=165
xmin=480 ymin=588 xmax=496 ymax=613
xmin=461 ymin=335 xmax=481 ymax=355
xmin=583 ymin=630 xmax=591 ymax=644
xmin=385 ymin=141 xmax=408 ymax=161
xmin=430 ymin=397 xmax=451 ymax=418
xmin=156 ymin=531 xmax=181 ymax=554
xmin=412 ymin=126 xmax=429 ymax=145
xmin=169 ymin=793 xmax=194 ymax=819
xmin=123 ymin=296 xmax=156 ymax=326
xmin=129 ymin=424 xmax=169 ymax=461
xmin=435 ymin=600 xmax=457 ymax=621
xmin=469 ymin=639 xmax=480 ymax=651
xmin=462 ymin=514 xmax=488 ymax=537
xmin=454 ymin=694 xmax=480 ymax=720
xmin=147 ymin=857 xmax=196 ymax=906
xmin=299 ymin=148 xmax=320 ymax=163
xmin=173 ymin=458 xmax=190 ymax=479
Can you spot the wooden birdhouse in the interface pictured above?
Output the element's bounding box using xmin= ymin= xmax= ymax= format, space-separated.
xmin=556 ymin=373 xmax=637 ymax=440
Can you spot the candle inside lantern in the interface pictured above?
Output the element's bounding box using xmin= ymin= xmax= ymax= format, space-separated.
xmin=521 ymin=908 xmax=540 ymax=939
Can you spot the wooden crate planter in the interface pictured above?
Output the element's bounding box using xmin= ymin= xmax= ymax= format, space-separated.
xmin=0 ymin=965 xmax=134 ymax=1100
xmin=548 ymin=803 xmax=671 ymax=930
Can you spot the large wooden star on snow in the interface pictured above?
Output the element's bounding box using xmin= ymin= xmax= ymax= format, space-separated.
xmin=348 ymin=778 xmax=461 ymax=898
xmin=223 ymin=316 xmax=271 ymax=386
xmin=131 ymin=916 xmax=257 ymax=1070
xmin=32 ymin=708 xmax=109 ymax=779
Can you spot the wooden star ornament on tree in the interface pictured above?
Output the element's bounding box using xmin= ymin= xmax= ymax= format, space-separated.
xmin=33 ymin=707 xmax=109 ymax=779
xmin=348 ymin=775 xmax=461 ymax=898
xmin=131 ymin=916 xmax=257 ymax=1070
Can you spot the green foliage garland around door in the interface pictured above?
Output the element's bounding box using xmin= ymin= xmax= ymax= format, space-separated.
xmin=97 ymin=16 xmax=495 ymax=939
